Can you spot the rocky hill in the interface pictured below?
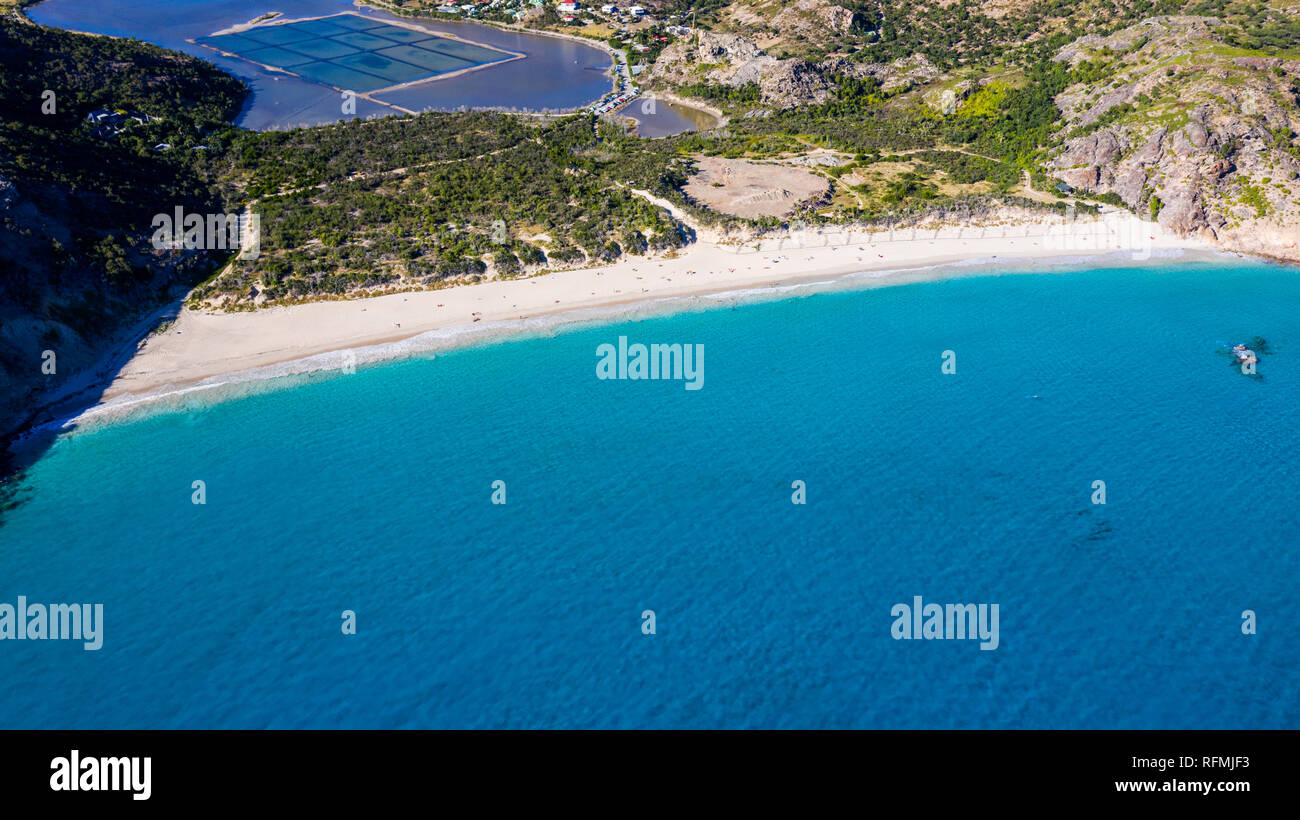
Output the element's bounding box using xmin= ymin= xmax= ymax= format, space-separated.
xmin=1049 ymin=15 xmax=1300 ymax=260
xmin=645 ymin=2 xmax=1300 ymax=261
xmin=645 ymin=30 xmax=832 ymax=108
xmin=0 ymin=15 xmax=245 ymax=441
xmin=727 ymin=0 xmax=856 ymax=42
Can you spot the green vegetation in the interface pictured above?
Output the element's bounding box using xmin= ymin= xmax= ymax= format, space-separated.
xmin=1237 ymin=181 xmax=1270 ymax=217
xmin=0 ymin=27 xmax=245 ymax=320
xmin=1219 ymin=10 xmax=1300 ymax=55
xmin=1066 ymin=103 xmax=1137 ymax=139
xmin=0 ymin=15 xmax=247 ymax=435
xmin=677 ymin=81 xmax=761 ymax=105
xmin=811 ymin=75 xmax=886 ymax=118
xmin=957 ymin=82 xmax=1010 ymax=118
xmin=197 ymin=115 xmax=692 ymax=303
xmin=9 ymin=0 xmax=1300 ymax=438
xmin=834 ymin=0 xmax=1187 ymax=69
xmin=1149 ymin=195 xmax=1164 ymax=220
xmin=912 ymin=151 xmax=1019 ymax=189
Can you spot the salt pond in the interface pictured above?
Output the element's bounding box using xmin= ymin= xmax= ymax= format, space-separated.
xmin=29 ymin=0 xmax=616 ymax=130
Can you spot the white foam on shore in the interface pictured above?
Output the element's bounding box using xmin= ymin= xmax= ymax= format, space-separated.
xmin=61 ymin=248 xmax=1227 ymax=432
xmin=66 ymin=298 xmax=709 ymax=430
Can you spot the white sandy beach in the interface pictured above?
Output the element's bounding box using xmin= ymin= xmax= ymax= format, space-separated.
xmin=98 ymin=209 xmax=1213 ymax=412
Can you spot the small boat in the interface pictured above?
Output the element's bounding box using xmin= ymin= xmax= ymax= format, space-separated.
xmin=1232 ymin=344 xmax=1258 ymax=367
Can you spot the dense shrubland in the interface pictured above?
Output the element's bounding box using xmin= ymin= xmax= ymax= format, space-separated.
xmin=0 ymin=15 xmax=246 ymax=437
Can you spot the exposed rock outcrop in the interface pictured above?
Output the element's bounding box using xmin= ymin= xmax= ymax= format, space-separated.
xmin=770 ymin=0 xmax=856 ymax=38
xmin=647 ymin=31 xmax=832 ymax=108
xmin=819 ymin=53 xmax=941 ymax=93
xmin=923 ymin=80 xmax=975 ymax=115
xmin=1048 ymin=16 xmax=1300 ymax=260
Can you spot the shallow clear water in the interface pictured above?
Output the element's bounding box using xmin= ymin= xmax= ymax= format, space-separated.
xmin=29 ymin=0 xmax=614 ymax=129
xmin=1 ymin=261 xmax=1297 ymax=728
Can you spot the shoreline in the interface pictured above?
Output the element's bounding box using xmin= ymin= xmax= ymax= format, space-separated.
xmin=614 ymin=93 xmax=724 ymax=137
xmin=68 ymin=211 xmax=1226 ymax=428
xmin=22 ymin=1 xmax=622 ymax=123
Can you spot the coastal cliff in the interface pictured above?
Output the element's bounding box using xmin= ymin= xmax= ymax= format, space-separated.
xmin=1049 ymin=16 xmax=1300 ymax=261
xmin=9 ymin=0 xmax=1300 ymax=443
xmin=0 ymin=15 xmax=246 ymax=440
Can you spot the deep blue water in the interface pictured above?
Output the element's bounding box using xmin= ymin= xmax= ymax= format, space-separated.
xmin=28 ymin=0 xmax=614 ymax=129
xmin=1 ymin=261 xmax=1297 ymax=728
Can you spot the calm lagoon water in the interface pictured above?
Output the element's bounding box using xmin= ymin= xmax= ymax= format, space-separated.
xmin=1 ymin=260 xmax=1297 ymax=728
xmin=620 ymin=97 xmax=719 ymax=138
xmin=29 ymin=0 xmax=615 ymax=129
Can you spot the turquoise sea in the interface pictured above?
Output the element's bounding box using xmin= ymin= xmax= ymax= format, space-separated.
xmin=0 ymin=260 xmax=1297 ymax=728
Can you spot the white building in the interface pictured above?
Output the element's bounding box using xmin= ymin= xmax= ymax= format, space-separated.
xmin=557 ymin=0 xmax=579 ymax=12
xmin=628 ymin=6 xmax=645 ymax=17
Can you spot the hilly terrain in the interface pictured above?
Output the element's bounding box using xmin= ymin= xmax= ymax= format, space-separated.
xmin=4 ymin=0 xmax=1300 ymax=447
xmin=0 ymin=11 xmax=246 ymax=446
xmin=642 ymin=0 xmax=1300 ymax=258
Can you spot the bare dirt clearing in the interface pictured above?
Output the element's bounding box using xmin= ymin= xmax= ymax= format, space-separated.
xmin=683 ymin=156 xmax=829 ymax=218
